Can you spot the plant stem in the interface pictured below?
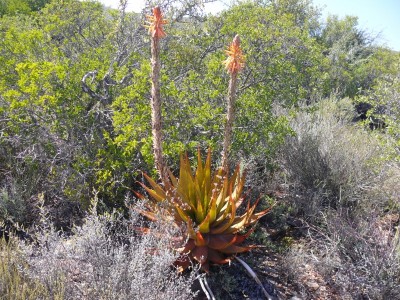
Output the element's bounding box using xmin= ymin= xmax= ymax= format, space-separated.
xmin=222 ymin=71 xmax=238 ymax=171
xmin=150 ymin=26 xmax=168 ymax=185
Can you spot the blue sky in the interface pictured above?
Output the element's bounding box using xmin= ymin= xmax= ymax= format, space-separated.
xmin=312 ymin=0 xmax=400 ymax=51
xmin=98 ymin=0 xmax=400 ymax=51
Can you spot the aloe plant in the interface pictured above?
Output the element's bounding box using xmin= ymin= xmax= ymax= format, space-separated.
xmin=137 ymin=7 xmax=269 ymax=274
xmin=135 ymin=149 xmax=270 ymax=272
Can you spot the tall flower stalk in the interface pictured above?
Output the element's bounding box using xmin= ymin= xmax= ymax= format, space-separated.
xmin=222 ymin=35 xmax=245 ymax=170
xmin=145 ymin=6 xmax=169 ymax=184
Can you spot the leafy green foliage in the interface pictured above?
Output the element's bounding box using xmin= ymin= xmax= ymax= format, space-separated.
xmin=0 ymin=0 xmax=52 ymax=17
xmin=318 ymin=15 xmax=377 ymax=98
xmin=0 ymin=0 xmax=120 ymax=214
xmin=356 ymin=49 xmax=400 ymax=159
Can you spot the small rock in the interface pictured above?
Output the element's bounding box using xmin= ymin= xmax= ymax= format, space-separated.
xmin=318 ymin=286 xmax=327 ymax=292
xmin=306 ymin=281 xmax=319 ymax=290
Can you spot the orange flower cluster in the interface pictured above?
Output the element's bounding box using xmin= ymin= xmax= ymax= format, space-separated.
xmin=145 ymin=6 xmax=168 ymax=38
xmin=223 ymin=35 xmax=245 ymax=74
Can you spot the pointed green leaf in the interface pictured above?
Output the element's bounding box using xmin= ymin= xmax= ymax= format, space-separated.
xmin=175 ymin=204 xmax=190 ymax=223
xmin=199 ymin=213 xmax=211 ymax=233
xmin=143 ymin=173 xmax=166 ymax=197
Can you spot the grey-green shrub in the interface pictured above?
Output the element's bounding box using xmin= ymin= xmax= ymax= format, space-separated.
xmin=8 ymin=199 xmax=198 ymax=300
xmin=280 ymin=97 xmax=400 ymax=299
xmin=282 ymin=97 xmax=396 ymax=217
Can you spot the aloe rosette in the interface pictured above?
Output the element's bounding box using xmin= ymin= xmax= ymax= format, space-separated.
xmin=135 ymin=149 xmax=270 ymax=272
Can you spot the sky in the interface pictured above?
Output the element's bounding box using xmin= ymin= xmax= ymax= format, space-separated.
xmin=97 ymin=0 xmax=400 ymax=51
xmin=312 ymin=0 xmax=400 ymax=51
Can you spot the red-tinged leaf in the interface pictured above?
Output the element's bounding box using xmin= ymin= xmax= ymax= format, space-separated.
xmin=181 ymin=153 xmax=195 ymax=183
xmin=139 ymin=183 xmax=165 ymax=202
xmin=167 ymin=169 xmax=178 ymax=187
xmin=214 ymin=194 xmax=232 ymax=226
xmin=249 ymin=196 xmax=262 ymax=212
xmin=209 ymin=191 xmax=237 ymax=233
xmin=210 ymin=217 xmax=235 ymax=234
xmin=143 ymin=173 xmax=166 ymax=197
xmin=236 ymin=188 xmax=252 ymax=209
xmin=229 ymin=174 xmax=245 ymax=205
xmin=133 ymin=191 xmax=146 ymax=200
xmin=215 ymin=191 xmax=227 ymax=216
xmin=178 ymin=154 xmax=193 ymax=199
xmin=176 ymin=238 xmax=195 ymax=254
xmin=208 ymin=192 xmax=218 ymax=224
xmin=195 ymin=231 xmax=208 ymax=246
xmin=223 ymin=214 xmax=249 ymax=234
xmin=235 ymin=196 xmax=245 ymax=210
xmin=219 ymin=244 xmax=256 ymax=254
xmin=133 ymin=208 xmax=158 ymax=221
xmin=212 ymin=167 xmax=225 ymax=193
xmin=201 ymin=261 xmax=210 ymax=273
xmin=195 ymin=148 xmax=204 ymax=186
xmin=216 ymin=176 xmax=229 ymax=211
xmin=186 ymin=219 xmax=196 ymax=239
xmin=247 ymin=207 xmax=271 ymax=225
xmin=213 ymin=210 xmax=228 ymax=226
xmin=230 ymin=164 xmax=240 ymax=187
xmin=228 ymin=182 xmax=237 ymax=216
xmin=208 ymin=234 xmax=237 ymax=250
xmin=195 ymin=196 xmax=205 ymax=224
xmin=192 ymin=245 xmax=208 ymax=264
xmin=233 ymin=228 xmax=254 ymax=244
xmin=194 ymin=183 xmax=206 ymax=213
xmin=208 ymin=248 xmax=231 ymax=264
xmin=203 ymin=148 xmax=212 ymax=198
xmin=174 ymin=256 xmax=191 ymax=273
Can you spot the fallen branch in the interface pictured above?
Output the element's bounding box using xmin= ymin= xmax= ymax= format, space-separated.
xmin=235 ymin=256 xmax=275 ymax=300
xmin=198 ymin=275 xmax=216 ymax=300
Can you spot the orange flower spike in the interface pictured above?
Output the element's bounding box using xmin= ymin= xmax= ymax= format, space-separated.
xmin=223 ymin=34 xmax=245 ymax=74
xmin=145 ymin=6 xmax=168 ymax=38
